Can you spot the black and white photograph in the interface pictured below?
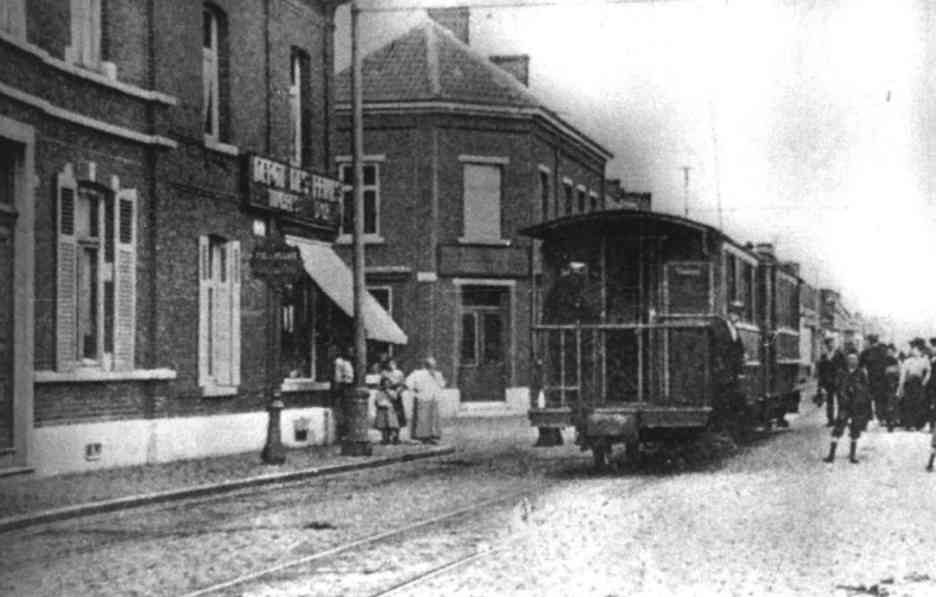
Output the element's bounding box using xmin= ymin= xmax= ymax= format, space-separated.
xmin=2 ymin=0 xmax=936 ymax=594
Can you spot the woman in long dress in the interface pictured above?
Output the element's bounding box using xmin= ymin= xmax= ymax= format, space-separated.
xmin=897 ymin=340 xmax=931 ymax=430
xmin=406 ymin=357 xmax=445 ymax=444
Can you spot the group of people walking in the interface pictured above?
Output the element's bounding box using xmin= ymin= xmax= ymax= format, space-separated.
xmin=332 ymin=348 xmax=445 ymax=446
xmin=816 ymin=334 xmax=936 ymax=470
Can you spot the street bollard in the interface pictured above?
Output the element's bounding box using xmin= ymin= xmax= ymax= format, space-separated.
xmin=261 ymin=391 xmax=286 ymax=465
xmin=341 ymin=386 xmax=373 ymax=456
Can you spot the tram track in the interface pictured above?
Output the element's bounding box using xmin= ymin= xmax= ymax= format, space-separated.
xmin=182 ymin=470 xmax=662 ymax=597
xmin=180 ymin=489 xmax=536 ymax=597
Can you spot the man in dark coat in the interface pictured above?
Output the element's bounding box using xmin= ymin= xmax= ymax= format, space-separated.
xmin=823 ymin=352 xmax=871 ymax=464
xmin=859 ymin=334 xmax=889 ymax=423
xmin=713 ymin=300 xmax=747 ymax=431
xmin=816 ymin=336 xmax=846 ymax=427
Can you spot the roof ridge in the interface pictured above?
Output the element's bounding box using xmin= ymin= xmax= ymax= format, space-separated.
xmin=423 ymin=22 xmax=442 ymax=96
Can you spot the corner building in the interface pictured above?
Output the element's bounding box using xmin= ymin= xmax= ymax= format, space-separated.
xmin=334 ymin=8 xmax=612 ymax=415
xmin=0 ymin=0 xmax=394 ymax=475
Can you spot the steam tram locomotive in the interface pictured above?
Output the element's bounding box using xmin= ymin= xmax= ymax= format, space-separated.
xmin=523 ymin=209 xmax=803 ymax=467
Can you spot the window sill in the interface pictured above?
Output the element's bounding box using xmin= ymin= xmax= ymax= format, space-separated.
xmin=0 ymin=31 xmax=177 ymax=105
xmin=735 ymin=322 xmax=760 ymax=333
xmin=457 ymin=237 xmax=512 ymax=247
xmin=280 ymin=378 xmax=330 ymax=393
xmin=336 ymin=234 xmax=384 ymax=245
xmin=35 ymin=368 xmax=178 ymax=383
xmin=201 ymin=384 xmax=239 ymax=397
xmin=204 ymin=137 xmax=239 ymax=156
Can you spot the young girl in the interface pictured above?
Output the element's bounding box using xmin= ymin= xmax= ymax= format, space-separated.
xmin=374 ymin=360 xmax=402 ymax=444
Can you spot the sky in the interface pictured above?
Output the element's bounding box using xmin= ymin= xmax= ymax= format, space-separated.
xmin=335 ymin=0 xmax=936 ymax=338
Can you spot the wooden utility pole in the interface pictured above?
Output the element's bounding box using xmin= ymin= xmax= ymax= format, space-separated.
xmin=343 ymin=0 xmax=372 ymax=456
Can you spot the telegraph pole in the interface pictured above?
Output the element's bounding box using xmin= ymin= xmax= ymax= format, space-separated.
xmin=343 ymin=0 xmax=372 ymax=456
xmin=681 ymin=165 xmax=691 ymax=217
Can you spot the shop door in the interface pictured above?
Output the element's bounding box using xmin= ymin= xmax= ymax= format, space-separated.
xmin=458 ymin=286 xmax=509 ymax=402
xmin=0 ymin=203 xmax=14 ymax=450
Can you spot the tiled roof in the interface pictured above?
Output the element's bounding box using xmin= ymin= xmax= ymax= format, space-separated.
xmin=335 ymin=20 xmax=612 ymax=158
xmin=335 ymin=20 xmax=542 ymax=109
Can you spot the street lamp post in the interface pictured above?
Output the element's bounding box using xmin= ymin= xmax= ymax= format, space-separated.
xmin=342 ymin=0 xmax=372 ymax=456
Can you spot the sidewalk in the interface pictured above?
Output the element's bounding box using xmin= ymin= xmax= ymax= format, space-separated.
xmin=0 ymin=436 xmax=454 ymax=533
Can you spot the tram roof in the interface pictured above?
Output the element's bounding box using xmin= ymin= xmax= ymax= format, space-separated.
xmin=521 ymin=209 xmax=732 ymax=244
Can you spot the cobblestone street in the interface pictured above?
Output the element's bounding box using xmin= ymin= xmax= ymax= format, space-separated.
xmin=5 ymin=402 xmax=936 ymax=596
xmin=416 ymin=405 xmax=936 ymax=597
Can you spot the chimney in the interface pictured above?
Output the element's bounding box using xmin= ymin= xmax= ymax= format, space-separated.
xmin=428 ymin=6 xmax=470 ymax=45
xmin=780 ymin=261 xmax=800 ymax=277
xmin=754 ymin=242 xmax=775 ymax=260
xmin=490 ymin=54 xmax=530 ymax=86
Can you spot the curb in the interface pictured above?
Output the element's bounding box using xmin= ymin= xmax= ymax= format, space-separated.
xmin=0 ymin=446 xmax=455 ymax=534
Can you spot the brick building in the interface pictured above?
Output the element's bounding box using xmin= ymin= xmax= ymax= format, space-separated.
xmin=0 ymin=0 xmax=401 ymax=475
xmin=334 ymin=8 xmax=612 ymax=414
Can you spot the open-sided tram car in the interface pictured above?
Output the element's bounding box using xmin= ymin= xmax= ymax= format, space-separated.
xmin=523 ymin=210 xmax=803 ymax=467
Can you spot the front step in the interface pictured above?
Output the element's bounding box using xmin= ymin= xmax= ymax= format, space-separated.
xmin=457 ymin=401 xmax=524 ymax=418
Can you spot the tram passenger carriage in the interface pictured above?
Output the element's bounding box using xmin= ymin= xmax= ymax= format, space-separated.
xmin=522 ymin=210 xmax=803 ymax=467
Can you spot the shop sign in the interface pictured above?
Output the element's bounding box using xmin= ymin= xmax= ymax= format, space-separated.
xmin=250 ymin=237 xmax=304 ymax=288
xmin=245 ymin=154 xmax=342 ymax=230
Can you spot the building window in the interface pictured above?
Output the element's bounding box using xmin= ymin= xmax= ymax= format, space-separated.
xmin=202 ymin=5 xmax=227 ymax=143
xmin=338 ymin=162 xmax=379 ymax=237
xmin=589 ymin=191 xmax=599 ymax=212
xmin=290 ymin=49 xmax=312 ymax=167
xmin=539 ymin=168 xmax=551 ymax=221
xmin=0 ymin=0 xmax=26 ymax=39
xmin=577 ymin=186 xmax=587 ymax=213
xmin=198 ymin=235 xmax=240 ymax=392
xmin=366 ymin=286 xmax=393 ymax=366
xmin=563 ymin=180 xmax=573 ymax=216
xmin=56 ymin=164 xmax=136 ymax=372
xmin=462 ymin=163 xmax=502 ymax=242
xmin=68 ymin=0 xmax=102 ymax=68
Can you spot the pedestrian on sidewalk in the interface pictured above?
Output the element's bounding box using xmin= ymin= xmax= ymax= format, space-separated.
xmin=386 ymin=358 xmax=408 ymax=440
xmin=883 ymin=343 xmax=901 ymax=432
xmin=859 ymin=334 xmax=888 ymax=422
xmin=897 ymin=339 xmax=930 ymax=431
xmin=374 ymin=359 xmax=404 ymax=444
xmin=332 ymin=345 xmax=355 ymax=442
xmin=926 ymin=338 xmax=936 ymax=431
xmin=407 ymin=357 xmax=445 ymax=445
xmin=817 ymin=336 xmax=846 ymax=427
xmin=823 ymin=352 xmax=871 ymax=464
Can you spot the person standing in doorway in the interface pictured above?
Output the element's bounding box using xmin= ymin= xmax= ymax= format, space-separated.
xmin=823 ymin=352 xmax=871 ymax=464
xmin=407 ymin=357 xmax=445 ymax=444
xmin=332 ymin=346 xmax=354 ymax=442
xmin=817 ymin=337 xmax=846 ymax=427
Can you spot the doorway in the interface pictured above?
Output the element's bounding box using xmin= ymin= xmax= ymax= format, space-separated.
xmin=458 ymin=285 xmax=510 ymax=402
xmin=0 ymin=141 xmax=19 ymax=452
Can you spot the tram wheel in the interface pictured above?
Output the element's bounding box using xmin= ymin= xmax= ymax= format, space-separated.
xmin=592 ymin=442 xmax=610 ymax=471
xmin=625 ymin=440 xmax=640 ymax=464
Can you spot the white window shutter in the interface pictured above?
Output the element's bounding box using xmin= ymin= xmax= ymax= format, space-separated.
xmin=228 ymin=240 xmax=241 ymax=386
xmin=56 ymin=164 xmax=79 ymax=372
xmin=113 ymin=188 xmax=137 ymax=371
xmin=198 ymin=235 xmax=210 ymax=386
